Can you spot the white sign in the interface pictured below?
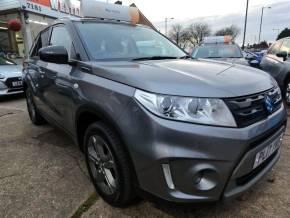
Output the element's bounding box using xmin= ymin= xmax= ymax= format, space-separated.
xmin=81 ymin=0 xmax=139 ymax=24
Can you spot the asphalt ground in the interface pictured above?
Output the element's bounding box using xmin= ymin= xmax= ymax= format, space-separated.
xmin=0 ymin=95 xmax=289 ymax=218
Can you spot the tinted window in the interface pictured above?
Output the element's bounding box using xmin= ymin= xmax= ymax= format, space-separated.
xmin=30 ymin=35 xmax=42 ymax=57
xmin=50 ymin=26 xmax=75 ymax=59
xmin=76 ymin=22 xmax=186 ymax=60
xmin=30 ymin=28 xmax=50 ymax=57
xmin=268 ymin=41 xmax=282 ymax=55
xmin=192 ymin=44 xmax=243 ymax=59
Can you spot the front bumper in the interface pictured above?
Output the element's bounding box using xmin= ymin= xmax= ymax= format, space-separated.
xmin=0 ymin=89 xmax=23 ymax=96
xmin=118 ymin=100 xmax=287 ymax=203
xmin=0 ymin=79 xmax=23 ymax=96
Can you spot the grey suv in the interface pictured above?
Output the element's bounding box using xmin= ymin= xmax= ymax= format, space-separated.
xmin=23 ymin=17 xmax=287 ymax=207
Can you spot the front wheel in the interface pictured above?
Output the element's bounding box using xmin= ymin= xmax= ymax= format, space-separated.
xmin=84 ymin=122 xmax=135 ymax=207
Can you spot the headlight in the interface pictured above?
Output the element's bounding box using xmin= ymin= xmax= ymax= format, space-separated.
xmin=0 ymin=81 xmax=7 ymax=90
xmin=0 ymin=74 xmax=5 ymax=79
xmin=134 ymin=89 xmax=237 ymax=127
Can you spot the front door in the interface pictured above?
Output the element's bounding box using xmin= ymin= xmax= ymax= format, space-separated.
xmin=40 ymin=25 xmax=77 ymax=134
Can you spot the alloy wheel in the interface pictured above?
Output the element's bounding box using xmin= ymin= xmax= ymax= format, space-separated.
xmin=87 ymin=135 xmax=118 ymax=195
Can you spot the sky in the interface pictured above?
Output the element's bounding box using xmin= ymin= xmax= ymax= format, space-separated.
xmin=102 ymin=0 xmax=290 ymax=45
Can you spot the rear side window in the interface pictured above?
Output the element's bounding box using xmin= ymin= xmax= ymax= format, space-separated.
xmin=268 ymin=41 xmax=282 ymax=55
xmin=49 ymin=25 xmax=76 ymax=59
xmin=30 ymin=28 xmax=50 ymax=57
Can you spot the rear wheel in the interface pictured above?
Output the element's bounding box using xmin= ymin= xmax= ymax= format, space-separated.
xmin=84 ymin=122 xmax=135 ymax=207
xmin=26 ymin=87 xmax=46 ymax=125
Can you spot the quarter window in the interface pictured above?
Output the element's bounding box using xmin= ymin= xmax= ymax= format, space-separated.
xmin=30 ymin=28 xmax=50 ymax=57
xmin=49 ymin=25 xmax=75 ymax=59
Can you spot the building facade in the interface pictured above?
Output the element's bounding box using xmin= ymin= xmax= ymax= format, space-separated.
xmin=0 ymin=0 xmax=81 ymax=61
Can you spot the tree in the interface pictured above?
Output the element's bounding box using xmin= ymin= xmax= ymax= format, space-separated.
xmin=215 ymin=25 xmax=241 ymax=40
xmin=277 ymin=28 xmax=290 ymax=40
xmin=168 ymin=24 xmax=189 ymax=49
xmin=186 ymin=22 xmax=211 ymax=46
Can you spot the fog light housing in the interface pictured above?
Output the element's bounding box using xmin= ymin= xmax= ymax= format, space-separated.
xmin=194 ymin=169 xmax=219 ymax=191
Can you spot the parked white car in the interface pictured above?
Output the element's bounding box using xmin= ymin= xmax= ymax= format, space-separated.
xmin=0 ymin=56 xmax=23 ymax=96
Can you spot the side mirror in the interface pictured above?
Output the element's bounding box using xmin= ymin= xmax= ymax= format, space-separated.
xmin=276 ymin=51 xmax=288 ymax=61
xmin=249 ymin=60 xmax=260 ymax=67
xmin=39 ymin=45 xmax=68 ymax=64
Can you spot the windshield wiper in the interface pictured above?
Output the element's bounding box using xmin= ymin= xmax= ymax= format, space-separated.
xmin=179 ymin=55 xmax=192 ymax=59
xmin=132 ymin=56 xmax=179 ymax=61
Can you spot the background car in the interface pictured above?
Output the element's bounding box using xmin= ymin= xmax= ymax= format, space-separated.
xmin=260 ymin=37 xmax=290 ymax=104
xmin=191 ymin=36 xmax=250 ymax=66
xmin=0 ymin=56 xmax=23 ymax=96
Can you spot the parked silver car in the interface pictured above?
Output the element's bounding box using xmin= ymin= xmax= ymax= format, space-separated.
xmin=0 ymin=56 xmax=23 ymax=96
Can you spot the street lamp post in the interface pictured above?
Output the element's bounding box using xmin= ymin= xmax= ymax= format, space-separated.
xmin=165 ymin=17 xmax=174 ymax=36
xmin=242 ymin=0 xmax=249 ymax=50
xmin=258 ymin=6 xmax=271 ymax=44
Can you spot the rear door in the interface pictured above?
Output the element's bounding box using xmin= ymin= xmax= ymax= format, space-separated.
xmin=40 ymin=24 xmax=77 ymax=133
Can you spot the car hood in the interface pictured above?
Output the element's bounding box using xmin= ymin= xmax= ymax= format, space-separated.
xmin=201 ymin=57 xmax=250 ymax=66
xmin=89 ymin=59 xmax=275 ymax=98
xmin=0 ymin=65 xmax=22 ymax=78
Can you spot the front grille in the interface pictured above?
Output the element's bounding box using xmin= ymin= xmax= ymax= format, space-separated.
xmin=225 ymin=87 xmax=282 ymax=128
xmin=5 ymin=77 xmax=23 ymax=89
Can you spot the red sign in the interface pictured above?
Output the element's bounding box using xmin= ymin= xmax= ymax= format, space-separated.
xmin=27 ymin=0 xmax=51 ymax=7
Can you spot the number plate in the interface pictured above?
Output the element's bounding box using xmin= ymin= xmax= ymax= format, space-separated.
xmin=253 ymin=132 xmax=284 ymax=169
xmin=12 ymin=81 xmax=23 ymax=87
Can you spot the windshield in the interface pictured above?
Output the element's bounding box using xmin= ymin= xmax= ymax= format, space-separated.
xmin=192 ymin=44 xmax=243 ymax=59
xmin=75 ymin=22 xmax=186 ymax=60
xmin=0 ymin=56 xmax=16 ymax=65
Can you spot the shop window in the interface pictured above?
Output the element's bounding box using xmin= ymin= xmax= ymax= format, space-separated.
xmin=0 ymin=31 xmax=11 ymax=54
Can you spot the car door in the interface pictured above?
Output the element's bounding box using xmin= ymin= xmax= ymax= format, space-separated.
xmin=26 ymin=28 xmax=51 ymax=112
xmin=40 ymin=24 xmax=77 ymax=134
xmin=260 ymin=40 xmax=284 ymax=79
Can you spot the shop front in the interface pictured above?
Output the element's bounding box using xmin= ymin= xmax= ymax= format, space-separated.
xmin=0 ymin=0 xmax=81 ymax=61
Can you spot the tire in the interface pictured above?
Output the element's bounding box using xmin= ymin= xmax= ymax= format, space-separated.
xmin=25 ymin=87 xmax=46 ymax=125
xmin=84 ymin=122 xmax=135 ymax=207
xmin=285 ymin=79 xmax=290 ymax=106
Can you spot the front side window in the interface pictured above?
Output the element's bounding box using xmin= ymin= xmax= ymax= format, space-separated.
xmin=280 ymin=39 xmax=290 ymax=57
xmin=50 ymin=26 xmax=75 ymax=59
xmin=268 ymin=41 xmax=282 ymax=55
xmin=192 ymin=44 xmax=243 ymax=59
xmin=75 ymin=22 xmax=186 ymax=60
